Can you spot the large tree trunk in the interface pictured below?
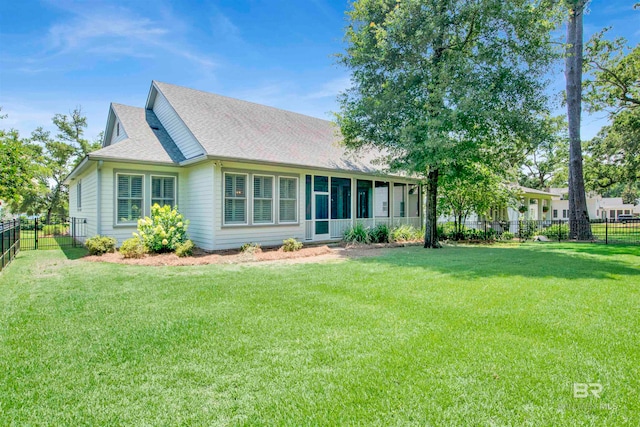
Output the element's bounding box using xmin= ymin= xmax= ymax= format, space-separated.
xmin=424 ymin=168 xmax=441 ymax=248
xmin=565 ymin=1 xmax=592 ymax=240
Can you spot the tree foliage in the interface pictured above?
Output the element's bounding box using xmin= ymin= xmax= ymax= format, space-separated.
xmin=336 ymin=0 xmax=560 ymax=247
xmin=583 ymin=29 xmax=639 ymax=195
xmin=518 ymin=115 xmax=569 ymax=189
xmin=5 ymin=108 xmax=100 ymax=218
xmin=0 ymin=112 xmax=40 ymax=208
xmin=439 ymin=163 xmax=514 ymax=233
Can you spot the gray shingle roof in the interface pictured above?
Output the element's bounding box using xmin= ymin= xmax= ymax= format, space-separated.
xmin=90 ymin=104 xmax=185 ymax=164
xmin=154 ymin=81 xmax=384 ymax=173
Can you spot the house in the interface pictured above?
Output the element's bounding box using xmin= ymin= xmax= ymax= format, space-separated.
xmin=64 ymin=81 xmax=422 ymax=250
xmin=548 ymin=188 xmax=640 ymax=220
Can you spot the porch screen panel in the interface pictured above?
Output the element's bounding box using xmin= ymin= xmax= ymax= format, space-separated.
xmin=253 ymin=175 xmax=273 ymax=223
xmin=305 ymin=175 xmax=312 ymax=220
xmin=394 ymin=183 xmax=406 ymax=217
xmin=117 ymin=174 xmax=143 ymax=223
xmin=374 ymin=181 xmax=389 ymax=217
xmin=331 ymin=178 xmax=351 ymax=219
xmin=357 ymin=180 xmax=372 ymax=218
xmin=224 ymin=173 xmax=247 ymax=224
xmin=151 ymin=176 xmax=175 ymax=207
xmin=408 ymin=185 xmax=420 ymax=217
xmin=279 ymin=177 xmax=297 ymax=223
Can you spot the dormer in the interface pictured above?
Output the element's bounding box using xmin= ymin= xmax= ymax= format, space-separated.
xmin=102 ymin=104 xmax=128 ymax=147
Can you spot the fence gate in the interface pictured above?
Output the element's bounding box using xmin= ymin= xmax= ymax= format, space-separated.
xmin=19 ymin=216 xmax=87 ymax=250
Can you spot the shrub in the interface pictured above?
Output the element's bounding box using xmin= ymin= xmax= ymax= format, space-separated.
xmin=540 ymin=224 xmax=569 ymax=240
xmin=369 ymin=224 xmax=390 ymax=243
xmin=343 ymin=223 xmax=370 ymax=244
xmin=390 ymin=224 xmax=420 ymax=242
xmin=136 ymin=204 xmax=189 ymax=253
xmin=240 ymin=242 xmax=261 ymax=254
xmin=175 ymin=240 xmax=194 ymax=257
xmin=518 ymin=220 xmax=539 ymax=241
xmin=282 ymin=238 xmax=303 ymax=252
xmin=501 ymin=231 xmax=515 ymax=241
xmin=42 ymin=224 xmax=68 ymax=236
xmin=119 ymin=237 xmax=147 ymax=259
xmin=85 ymin=235 xmax=116 ymax=255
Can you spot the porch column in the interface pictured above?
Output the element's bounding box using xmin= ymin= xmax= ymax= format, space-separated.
xmin=537 ymin=198 xmax=543 ymax=221
xmin=524 ymin=197 xmax=530 ymax=219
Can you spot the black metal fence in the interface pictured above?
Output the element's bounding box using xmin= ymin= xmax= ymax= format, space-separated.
xmin=438 ymin=219 xmax=640 ymax=245
xmin=1 ymin=219 xmax=20 ymax=272
xmin=19 ymin=216 xmax=87 ymax=250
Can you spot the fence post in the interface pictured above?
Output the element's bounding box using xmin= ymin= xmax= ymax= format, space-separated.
xmin=1 ymin=222 xmax=4 ymax=269
xmin=72 ymin=217 xmax=76 ymax=247
xmin=34 ymin=217 xmax=38 ymax=250
xmin=605 ymin=218 xmax=608 ymax=245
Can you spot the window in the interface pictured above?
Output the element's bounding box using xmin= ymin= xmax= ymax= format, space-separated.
xmin=77 ymin=180 xmax=82 ymax=210
xmin=117 ymin=174 xmax=144 ymax=224
xmin=151 ymin=176 xmax=175 ymax=208
xmin=116 ymin=122 xmax=120 ymax=136
xmin=224 ymin=173 xmax=247 ymax=224
xmin=253 ymin=175 xmax=274 ymax=224
xmin=553 ymin=209 xmax=558 ymax=219
xmin=279 ymin=177 xmax=298 ymax=223
xmin=562 ymin=209 xmax=568 ymax=219
xmin=394 ymin=183 xmax=406 ymax=217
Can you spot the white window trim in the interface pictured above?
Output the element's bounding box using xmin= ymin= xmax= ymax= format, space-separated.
xmin=115 ymin=172 xmax=145 ymax=225
xmin=223 ymin=172 xmax=249 ymax=226
xmin=278 ymin=176 xmax=299 ymax=224
xmin=253 ymin=174 xmax=275 ymax=225
xmin=150 ymin=174 xmax=177 ymax=208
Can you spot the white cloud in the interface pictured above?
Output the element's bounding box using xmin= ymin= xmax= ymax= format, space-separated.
xmin=39 ymin=3 xmax=216 ymax=72
xmin=306 ymin=76 xmax=351 ymax=99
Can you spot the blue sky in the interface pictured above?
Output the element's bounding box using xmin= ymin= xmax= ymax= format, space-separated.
xmin=1 ymin=0 xmax=638 ymax=142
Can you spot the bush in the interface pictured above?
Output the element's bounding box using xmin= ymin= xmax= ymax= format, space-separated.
xmin=136 ymin=204 xmax=189 ymax=253
xmin=501 ymin=231 xmax=515 ymax=241
xmin=85 ymin=235 xmax=116 ymax=255
xmin=240 ymin=242 xmax=261 ymax=254
xmin=540 ymin=224 xmax=569 ymax=241
xmin=175 ymin=240 xmax=194 ymax=257
xmin=42 ymin=224 xmax=68 ymax=236
xmin=390 ymin=225 xmax=421 ymax=242
xmin=119 ymin=237 xmax=147 ymax=259
xmin=518 ymin=220 xmax=539 ymax=241
xmin=369 ymin=224 xmax=390 ymax=243
xmin=282 ymin=238 xmax=303 ymax=252
xmin=343 ymin=223 xmax=370 ymax=244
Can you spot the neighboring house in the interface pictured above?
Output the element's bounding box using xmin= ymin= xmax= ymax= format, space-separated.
xmin=548 ymin=188 xmax=640 ymax=220
xmin=438 ymin=185 xmax=554 ymax=224
xmin=64 ymin=81 xmax=422 ymax=250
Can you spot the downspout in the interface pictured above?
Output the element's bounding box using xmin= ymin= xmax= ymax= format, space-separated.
xmin=97 ymin=160 xmax=103 ymax=235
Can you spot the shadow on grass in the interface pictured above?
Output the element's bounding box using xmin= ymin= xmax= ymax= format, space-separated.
xmin=60 ymin=246 xmax=88 ymax=260
xmin=353 ymin=243 xmax=640 ymax=280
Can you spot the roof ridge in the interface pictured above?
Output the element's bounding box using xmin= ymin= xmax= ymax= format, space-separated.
xmin=153 ymin=80 xmax=334 ymax=125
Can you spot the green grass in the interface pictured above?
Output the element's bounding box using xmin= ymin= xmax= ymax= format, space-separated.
xmin=1 ymin=243 xmax=639 ymax=425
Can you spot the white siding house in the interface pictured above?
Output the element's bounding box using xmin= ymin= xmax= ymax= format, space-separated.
xmin=66 ymin=81 xmax=422 ymax=250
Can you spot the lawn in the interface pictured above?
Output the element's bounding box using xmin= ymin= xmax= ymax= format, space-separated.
xmin=1 ymin=243 xmax=639 ymax=425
